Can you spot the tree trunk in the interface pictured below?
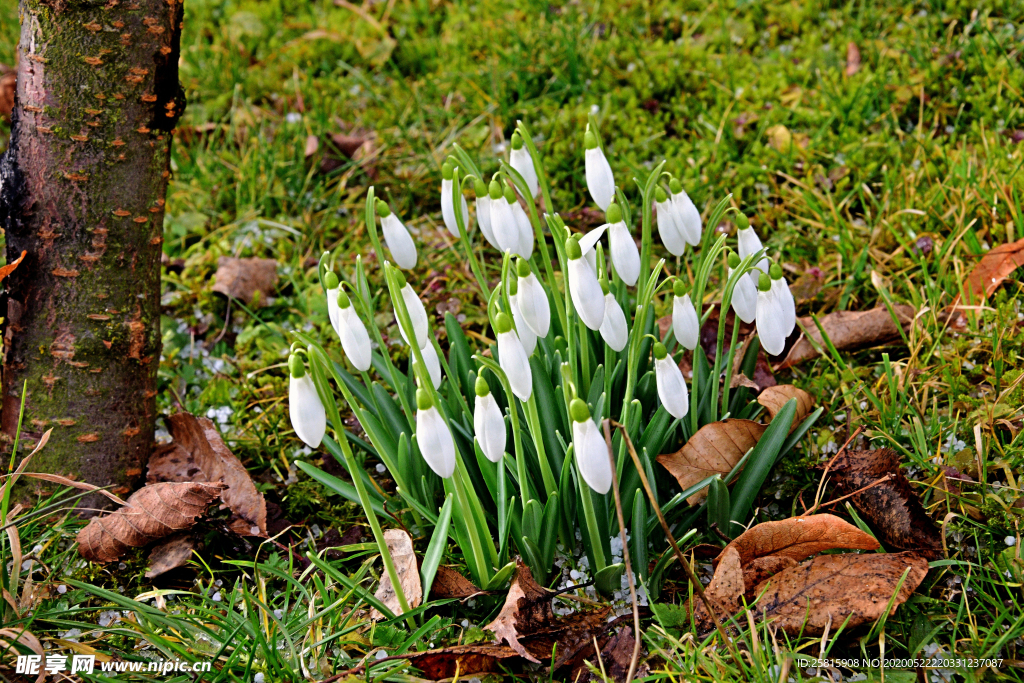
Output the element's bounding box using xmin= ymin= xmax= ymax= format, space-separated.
xmin=0 ymin=0 xmax=184 ymax=508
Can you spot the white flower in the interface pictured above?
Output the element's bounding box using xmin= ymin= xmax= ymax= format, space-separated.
xmin=578 ymin=223 xmax=606 ymax=274
xmin=671 ymin=289 xmax=699 ymax=351
xmin=397 ymin=280 xmax=429 ymax=349
xmin=288 ymin=357 xmax=326 ymax=448
xmin=415 ymin=390 xmax=455 ymax=478
xmin=769 ymin=265 xmax=797 ymax=336
xmin=414 ymin=340 xmax=443 ymax=389
xmin=476 ymin=194 xmax=498 ymax=249
xmin=511 ymin=201 xmax=535 ymax=260
xmin=566 ymin=238 xmax=606 ymax=330
xmin=488 ymin=182 xmax=521 ymax=256
xmin=653 ymin=343 xmax=689 ymax=419
xmin=440 ymin=164 xmax=470 ymax=238
xmin=669 ymin=179 xmax=702 ymax=246
xmin=377 ymin=201 xmax=417 ymax=270
xmin=495 ymin=312 xmax=533 ymax=401
xmin=514 ymin=262 xmax=550 ymax=337
xmin=474 ymin=378 xmax=506 ymax=463
xmin=509 ymin=133 xmax=538 ymax=197
xmin=329 ymin=288 xmax=372 ymax=372
xmin=655 ymin=187 xmax=686 ymax=256
xmin=570 ymin=399 xmax=611 ymax=494
xmin=599 ymin=292 xmax=628 ymax=351
xmin=729 ymin=264 xmax=757 ymax=324
xmin=509 ymin=294 xmax=537 ymax=356
xmin=755 ymin=273 xmax=788 ymax=355
xmin=607 ymin=220 xmax=639 ymax=287
xmin=584 ymin=129 xmax=615 ymax=210
xmin=737 ymin=219 xmax=769 ymax=281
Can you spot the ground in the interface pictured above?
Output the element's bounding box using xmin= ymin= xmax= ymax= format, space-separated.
xmin=0 ymin=0 xmax=1022 ymax=681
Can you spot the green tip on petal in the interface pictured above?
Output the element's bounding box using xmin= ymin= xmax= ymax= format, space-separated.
xmin=653 ymin=341 xmax=668 ymax=360
xmin=583 ymin=129 xmax=598 ymax=150
xmin=735 ymin=212 xmax=749 ymax=231
xmin=668 ymin=177 xmax=682 ymax=194
xmin=474 ymin=177 xmax=487 ymax=197
xmin=336 ymin=288 xmax=351 ymax=309
xmin=416 ymin=388 xmax=433 ymax=411
xmin=569 ymin=397 xmax=591 ymax=423
xmin=605 ymin=202 xmax=622 ymax=224
xmin=502 ymin=184 xmax=516 ymax=204
xmin=511 ymin=131 xmax=523 ymax=150
xmin=288 ymin=354 xmax=305 ymax=378
xmin=655 ymin=186 xmax=668 ymax=203
xmin=508 ymin=276 xmax=518 ymax=296
xmin=516 ymin=258 xmax=530 ymax=278
xmin=565 ymin=236 xmax=582 ymax=260
xmin=758 ymin=272 xmax=771 ymax=291
xmin=375 ymin=199 xmax=391 ymax=217
xmin=769 ymin=263 xmax=783 ymax=280
xmin=727 ymin=252 xmax=740 ymax=269
xmin=494 ymin=312 xmax=513 ymax=334
xmin=600 ymin=279 xmax=609 ymax=295
xmin=672 ymin=279 xmax=686 ymax=298
xmin=323 ymin=271 xmax=339 ymax=290
xmin=441 ymin=161 xmax=454 ymax=180
xmin=474 ymin=375 xmax=490 ymax=398
xmin=488 ymin=180 xmax=503 ymax=200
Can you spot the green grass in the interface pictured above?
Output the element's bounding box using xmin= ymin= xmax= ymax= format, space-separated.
xmin=0 ymin=0 xmax=1023 ymax=680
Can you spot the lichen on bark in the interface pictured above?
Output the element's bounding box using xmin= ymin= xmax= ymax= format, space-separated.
xmin=0 ymin=0 xmax=185 ymax=509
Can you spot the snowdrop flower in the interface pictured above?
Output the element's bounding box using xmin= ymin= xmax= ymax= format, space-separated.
xmin=474 ymin=178 xmax=499 ymax=249
xmin=584 ymin=127 xmax=614 ymax=210
xmin=578 ymin=225 xmax=604 ymax=274
xmin=566 ymin=236 xmax=606 ymax=330
xmin=488 ymin=181 xmax=521 ymax=256
xmin=414 ymin=340 xmax=443 ymax=389
xmin=604 ymin=202 xmax=640 ymax=287
xmin=376 ymin=199 xmax=417 ymax=270
xmin=324 ymin=273 xmax=371 ymax=372
xmin=653 ymin=342 xmax=689 ymax=419
xmin=598 ymin=281 xmax=628 ymax=351
xmin=511 ymin=200 xmax=535 ymax=260
xmin=513 ymin=259 xmax=550 ymax=337
xmin=396 ymin=271 xmax=429 ymax=349
xmin=415 ymin=389 xmax=455 ymax=478
xmin=508 ymin=278 xmax=537 ymax=356
xmin=288 ymin=354 xmax=326 ymax=448
xmin=509 ymin=132 xmax=538 ymax=198
xmin=494 ymin=312 xmax=532 ymax=401
xmin=736 ymin=213 xmax=769 ymax=281
xmin=654 ymin=186 xmax=686 ymax=256
xmin=728 ymin=252 xmax=757 ymax=324
xmin=440 ymin=161 xmax=470 ymax=238
xmin=671 ymin=280 xmax=699 ymax=351
xmin=755 ymin=272 xmax=788 ymax=356
xmin=769 ymin=263 xmax=797 ymax=336
xmin=570 ymin=398 xmax=611 ymax=494
xmin=668 ymin=177 xmax=702 ymax=247
xmin=474 ymin=376 xmax=506 ymax=463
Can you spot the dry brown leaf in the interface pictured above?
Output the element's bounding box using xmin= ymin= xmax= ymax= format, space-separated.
xmin=0 ymin=251 xmax=26 ymax=285
xmin=145 ymin=534 xmax=195 ymax=579
xmin=845 ymin=42 xmax=862 ymax=76
xmin=757 ymin=385 xmax=815 ymax=425
xmin=779 ymin=304 xmax=915 ymax=368
xmin=20 ymin=472 xmax=127 ymax=506
xmin=717 ymin=514 xmax=879 ymax=567
xmin=829 ymin=448 xmax=943 ymax=559
xmin=77 ymin=482 xmax=226 ymax=563
xmin=586 ymin=627 xmax=648 ymax=683
xmin=406 ymin=644 xmax=519 ymax=679
xmin=149 ymin=413 xmax=267 ymax=537
xmin=304 ymin=134 xmax=319 ymax=158
xmin=484 ymin=559 xmax=552 ymax=663
xmin=693 ymin=546 xmax=744 ymax=633
xmin=753 ymin=551 xmax=928 ymax=636
xmin=319 ymin=128 xmax=378 ymax=175
xmin=430 ymin=565 xmax=484 ymax=600
xmin=0 ymin=64 xmax=14 ymax=119
xmin=657 ymin=419 xmax=766 ymax=505
xmin=370 ymin=529 xmax=422 ymax=620
xmin=211 ymin=256 xmax=277 ymax=307
xmin=956 ymin=236 xmax=1024 ymax=306
xmin=742 ymin=555 xmax=797 ymax=601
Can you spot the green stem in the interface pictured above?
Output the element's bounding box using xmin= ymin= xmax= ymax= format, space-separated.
xmin=721 ymin=314 xmax=742 ymax=416
xmin=452 ymin=168 xmax=491 ymax=298
xmin=524 ymin=395 xmax=557 ymax=497
xmin=578 ymin=318 xmax=592 ymax=398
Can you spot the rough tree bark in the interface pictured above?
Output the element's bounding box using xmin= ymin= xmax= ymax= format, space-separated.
xmin=0 ymin=0 xmax=184 ymax=507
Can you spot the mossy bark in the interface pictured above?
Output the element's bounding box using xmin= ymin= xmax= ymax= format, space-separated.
xmin=0 ymin=0 xmax=184 ymax=509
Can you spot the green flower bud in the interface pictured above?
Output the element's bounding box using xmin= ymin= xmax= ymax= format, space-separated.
xmin=416 ymin=388 xmax=433 ymax=410
xmin=336 ymin=288 xmax=351 ymax=309
xmin=668 ymin=177 xmax=682 ymax=194
xmin=395 ymin=269 xmax=407 ymax=288
xmin=727 ymin=252 xmax=740 ymax=269
xmin=516 ymin=258 xmax=530 ymax=278
xmin=672 ymin=279 xmax=686 ymax=298
xmin=488 ymin=180 xmax=503 ymax=200
xmin=735 ymin=212 xmax=749 ymax=231
xmin=494 ymin=312 xmax=513 ymax=334
xmin=769 ymin=263 xmax=783 ymax=280
xmin=503 ymin=184 xmax=516 ymax=204
xmin=758 ymin=272 xmax=771 ymax=291
xmin=605 ymin=202 xmax=622 ymax=224
xmin=474 ymin=177 xmax=487 ymax=198
xmin=288 ymin=354 xmax=305 ymax=378
xmin=375 ymin=199 xmax=391 ymax=217
xmin=569 ymin=397 xmax=591 ymax=423
xmin=323 ymin=270 xmax=339 ymax=290
xmin=565 ymin=236 xmax=582 ymax=260
xmin=655 ymin=186 xmax=668 ymax=203
xmin=584 ymin=129 xmax=598 ymax=150
xmin=511 ymin=131 xmax=523 ymax=150
xmin=508 ymin=275 xmax=519 ymax=296
xmin=441 ymin=161 xmax=454 ymax=180
xmin=475 ymin=375 xmax=490 ymax=398
xmin=653 ymin=341 xmax=668 ymax=360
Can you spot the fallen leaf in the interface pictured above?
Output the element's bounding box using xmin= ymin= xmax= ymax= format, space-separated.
xmin=586 ymin=626 xmax=648 ymax=683
xmin=766 ymin=124 xmax=809 ymax=153
xmin=0 ymin=251 xmax=26 ymax=285
xmin=845 ymin=42 xmax=861 ymax=76
xmin=757 ymin=385 xmax=815 ymax=426
xmin=318 ymin=126 xmax=378 ymax=175
xmin=145 ymin=533 xmax=195 ymax=578
xmin=741 ymin=555 xmax=797 ymax=601
xmin=718 ymin=514 xmax=879 ymax=567
xmin=430 ymin=565 xmax=484 ymax=600
xmin=148 ymin=413 xmax=267 ymax=537
xmin=0 ymin=64 xmax=14 ymax=119
xmin=304 ymin=134 xmax=319 ymax=158
xmin=370 ymin=529 xmax=422 ymax=620
xmin=657 ymin=419 xmax=766 ymax=505
xmin=211 ymin=257 xmax=277 ymax=307
xmin=77 ymin=482 xmax=226 ymax=563
xmin=788 ymin=269 xmax=826 ymax=303
xmin=753 ymin=551 xmax=928 ymax=636
xmin=955 ymin=236 xmax=1024 ymax=306
xmin=779 ymin=304 xmax=915 ymax=368
xmin=692 ymin=546 xmax=744 ymax=633
xmin=484 ymin=559 xmax=553 ymax=663
xmin=407 ymin=644 xmax=519 ymax=679
xmin=828 ymin=448 xmax=943 ymax=559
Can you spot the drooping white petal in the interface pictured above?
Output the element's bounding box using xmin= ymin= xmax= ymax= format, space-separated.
xmin=672 ymin=294 xmax=700 ymax=351
xmin=585 ymin=146 xmax=615 ymax=210
xmin=441 ymin=178 xmax=457 ymax=238
xmin=568 ymin=257 xmax=606 ymax=330
xmin=756 ymin=288 xmax=787 ymax=356
xmin=510 ymin=295 xmax=537 ymax=356
xmin=381 ymin=214 xmax=417 ymax=270
xmin=772 ymin=277 xmax=797 ymax=336
xmin=497 ymin=330 xmax=533 ymax=401
xmin=655 ymin=356 xmax=689 ymax=419
xmin=414 ymin=341 xmax=443 ymax=389
xmin=656 ymin=199 xmax=686 ymax=256
xmin=516 ymin=272 xmax=550 ymax=338
xmin=511 ymin=201 xmax=534 ymax=260
xmin=489 ymin=197 xmax=520 ymax=255
xmin=416 ymin=406 xmax=456 ymax=478
xmin=476 ymin=197 xmax=498 ymax=249
xmin=672 ymin=190 xmax=703 ymax=246
xmin=474 ymin=392 xmax=506 ymax=463
xmin=599 ymin=293 xmax=628 ymax=352
xmin=729 ymin=267 xmax=758 ymax=324
xmin=578 ymin=224 xmax=608 ymax=275
xmin=738 ymin=227 xmax=770 ymax=281
xmin=608 ymin=221 xmax=640 ymax=286
xmin=510 ymin=146 xmax=539 ymax=198
xmin=326 ymin=287 xmax=342 ymax=332
xmin=336 ymin=304 xmax=372 ymax=372
xmin=289 ymin=374 xmax=326 ymax=448
xmin=398 ymin=283 xmax=429 ymax=349
xmin=573 ymin=417 xmax=612 ymax=494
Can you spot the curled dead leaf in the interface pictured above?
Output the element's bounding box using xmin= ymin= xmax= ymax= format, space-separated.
xmin=0 ymin=251 xmax=26 ymax=285
xmin=779 ymin=305 xmax=915 ymax=368
xmin=757 ymin=385 xmax=814 ymax=425
xmin=484 ymin=559 xmax=552 ymax=663
xmin=955 ymin=236 xmax=1024 ymax=306
xmin=741 ymin=555 xmax=797 ymax=601
xmin=717 ymin=514 xmax=879 ymax=567
xmin=77 ymin=482 xmax=226 ymax=563
xmin=407 ymin=644 xmax=519 ymax=680
xmin=370 ymin=529 xmax=422 ymax=620
xmin=430 ymin=565 xmax=484 ymax=601
xmin=211 ymin=256 xmax=277 ymax=307
xmin=145 ymin=533 xmax=195 ymax=579
xmin=657 ymin=419 xmax=765 ymax=505
xmin=692 ymin=546 xmax=744 ymax=634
